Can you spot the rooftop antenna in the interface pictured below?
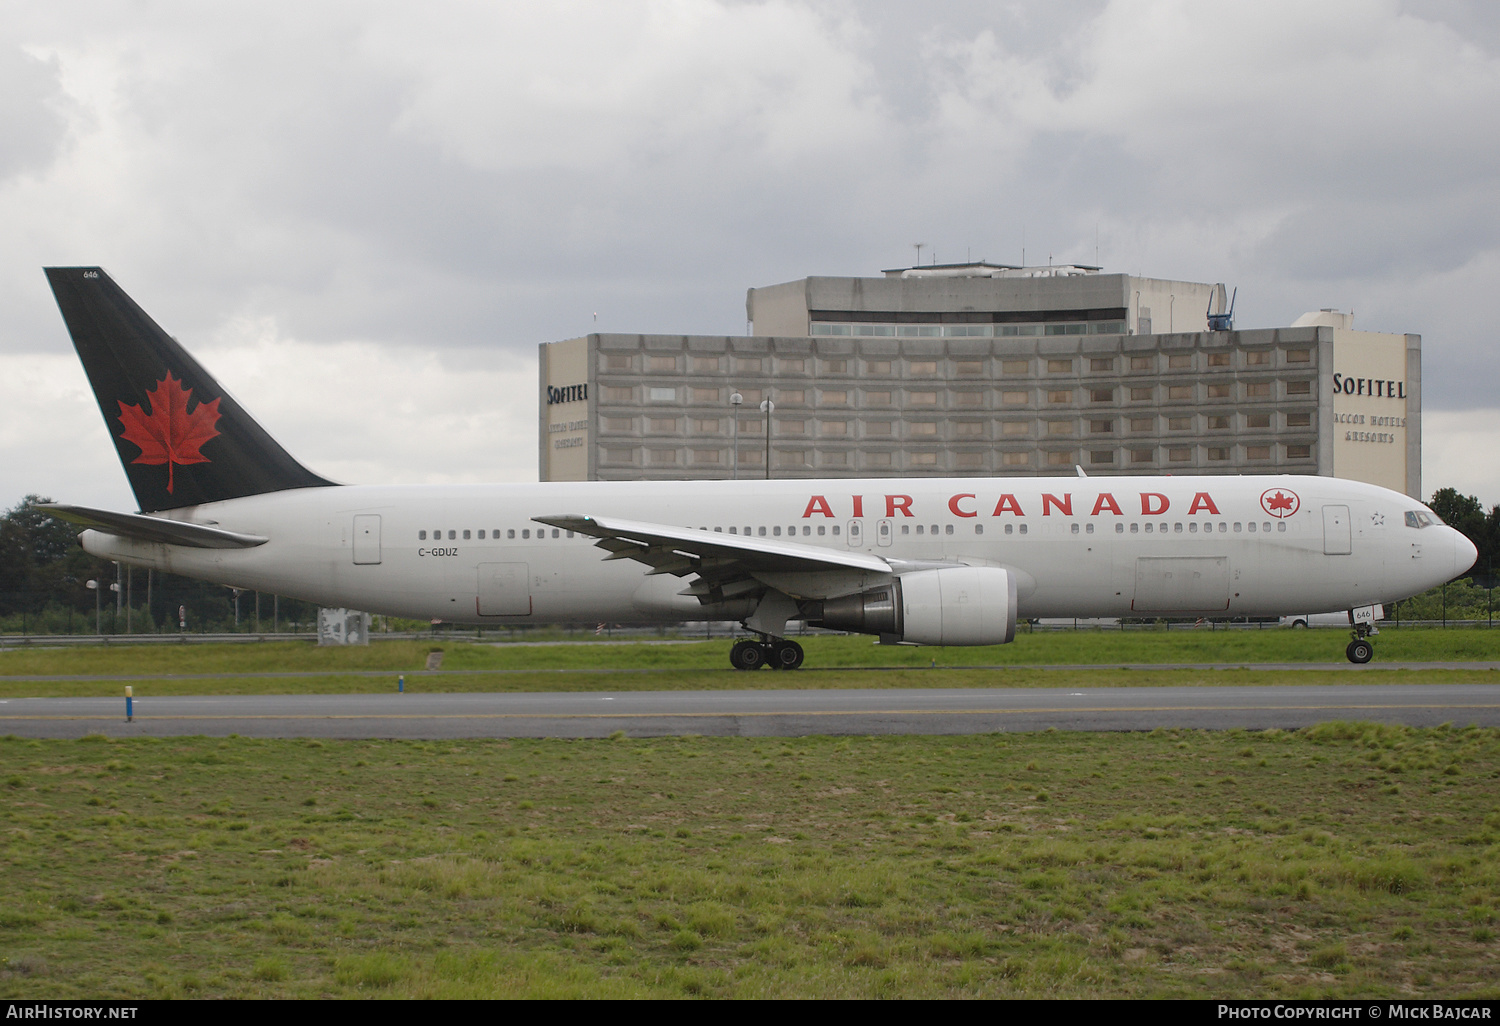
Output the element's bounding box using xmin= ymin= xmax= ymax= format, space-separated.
xmin=913 ymin=242 xmax=925 ymax=267
xmin=1021 ymin=226 xmax=1025 ymax=266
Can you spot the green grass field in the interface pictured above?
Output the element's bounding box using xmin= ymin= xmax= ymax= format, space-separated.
xmin=2 ymin=725 xmax=1497 ymax=998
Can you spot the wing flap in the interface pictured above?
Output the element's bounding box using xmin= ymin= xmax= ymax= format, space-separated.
xmin=41 ymin=503 xmax=268 ymax=549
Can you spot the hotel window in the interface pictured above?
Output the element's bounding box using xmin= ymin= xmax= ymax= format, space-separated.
xmin=1287 ymin=444 xmax=1312 ymax=459
xmin=1168 ymin=386 xmax=1193 ymax=400
xmin=1168 ymin=447 xmax=1192 ymax=462
xmin=866 ymin=391 xmax=892 ymax=405
xmin=1246 ymin=350 xmax=1270 ymax=365
xmin=1245 ymin=382 xmax=1271 ymax=398
xmin=603 ymin=354 xmax=633 ymax=371
xmin=820 ymin=421 xmax=848 ymax=436
xmin=1090 ymin=450 xmax=1116 ymax=464
xmin=1208 ymin=447 xmax=1230 ymax=461
xmin=1168 ymin=354 xmax=1193 ymax=369
xmin=692 ymin=356 xmax=721 ymax=373
xmin=956 ymin=452 xmax=983 ymax=469
xmin=741 ymin=449 xmax=764 ymax=464
xmin=778 ymin=451 xmax=805 ymax=465
xmin=738 ymin=418 xmax=763 ymax=434
xmin=1207 ymin=383 xmax=1231 ymax=398
xmin=822 ymin=451 xmax=848 ymax=465
xmin=647 ymin=356 xmax=676 ymax=372
xmin=603 ymin=417 xmax=632 ymax=431
xmin=1247 ymin=445 xmax=1271 ymax=460
xmin=1002 ymin=452 xmax=1029 ymax=465
xmin=1047 ymin=421 xmax=1074 ymax=436
xmin=1130 ymin=417 xmax=1153 ymax=432
xmin=1130 ymin=387 xmax=1153 ymax=401
xmin=691 ymin=450 xmax=721 ymax=464
xmin=604 ymin=448 xmax=634 ymax=463
xmin=1246 ymin=413 xmax=1272 ymax=429
xmin=1002 ymin=360 xmax=1029 ymax=375
xmin=956 ymin=361 xmax=983 ymax=375
xmin=1169 ymin=417 xmax=1191 ymax=431
xmin=955 ymin=422 xmax=984 ymax=436
xmin=603 ymin=386 xmax=632 ymax=402
xmin=1001 ymin=421 xmax=1029 ymax=436
xmin=909 ymin=361 xmax=938 ymax=375
xmin=1047 ymin=359 xmax=1073 ymax=374
xmin=865 ymin=421 xmax=894 ymax=436
xmin=1046 ymin=451 xmax=1075 ymax=466
xmin=693 ymin=418 xmax=721 ymax=433
xmin=1090 ymin=388 xmax=1114 ymax=403
xmin=865 ymin=452 xmax=892 ymax=466
xmin=1286 ymin=349 xmax=1312 ymax=363
xmin=1208 ymin=416 xmax=1230 ymax=430
xmin=648 ymin=387 xmax=676 ymax=401
xmin=735 ymin=357 xmax=764 ymax=372
xmin=648 ymin=449 xmax=677 ymax=464
xmin=692 ymin=388 xmax=721 ymax=403
xmin=910 ymin=422 xmax=939 ymax=436
xmin=910 ymin=452 xmax=938 ymax=466
xmin=648 ymin=418 xmax=677 ymax=433
xmin=1208 ymin=352 xmax=1231 ymax=367
xmin=1130 ymin=356 xmax=1154 ymax=371
xmin=1048 ymin=390 xmax=1073 ymax=404
xmin=1090 ymin=358 xmax=1115 ymax=371
xmin=1002 ymin=390 xmax=1030 ymax=405
xmin=822 ymin=359 xmax=848 ymax=373
xmin=779 ymin=390 xmax=806 ymax=404
xmin=738 ymin=389 xmax=762 ymax=403
xmin=779 ymin=359 xmax=806 ymax=373
xmin=908 ymin=391 xmax=938 ymax=405
xmin=866 ymin=360 xmax=892 ymax=374
xmin=1130 ymin=449 xmax=1154 ymax=463
xmin=1286 ymin=380 xmax=1312 ymax=395
xmin=1286 ymin=412 xmax=1312 ymax=427
xmin=954 ymin=391 xmax=984 ymax=406
xmin=1090 ymin=419 xmax=1113 ymax=434
xmin=779 ymin=420 xmax=807 ymax=435
xmin=820 ymin=390 xmax=848 ymax=404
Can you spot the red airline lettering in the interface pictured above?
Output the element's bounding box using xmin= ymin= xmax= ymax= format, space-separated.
xmin=886 ymin=495 xmax=913 ymax=518
xmin=948 ymin=494 xmax=977 ymax=518
xmin=1091 ymin=493 xmax=1123 ymax=516
xmin=992 ymin=494 xmax=1024 ymax=517
xmin=802 ymin=495 xmax=834 ymax=519
xmin=1187 ymin=492 xmax=1220 ymax=515
xmin=1141 ymin=492 xmax=1169 ymax=515
xmin=1041 ymin=493 xmax=1072 ymax=516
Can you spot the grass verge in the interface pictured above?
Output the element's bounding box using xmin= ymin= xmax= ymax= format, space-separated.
xmin=1 ymin=724 xmax=1497 ymax=998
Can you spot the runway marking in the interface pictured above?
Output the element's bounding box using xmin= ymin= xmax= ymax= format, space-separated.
xmin=4 ymin=703 xmax=1499 ymax=722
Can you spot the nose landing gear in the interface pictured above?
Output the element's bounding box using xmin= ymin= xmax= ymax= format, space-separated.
xmin=1346 ymin=626 xmax=1375 ymax=664
xmin=730 ymin=636 xmax=805 ymax=670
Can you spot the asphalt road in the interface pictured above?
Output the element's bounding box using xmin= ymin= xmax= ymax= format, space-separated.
xmin=2 ymin=684 xmax=1497 ymax=739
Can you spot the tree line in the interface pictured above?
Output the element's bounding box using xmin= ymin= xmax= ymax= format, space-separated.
xmin=0 ymin=495 xmax=319 ymax=634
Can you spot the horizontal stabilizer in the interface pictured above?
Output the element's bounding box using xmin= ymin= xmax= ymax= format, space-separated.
xmin=41 ymin=503 xmax=268 ymax=549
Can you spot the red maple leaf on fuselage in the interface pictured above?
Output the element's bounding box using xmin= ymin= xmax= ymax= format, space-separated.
xmin=1266 ymin=491 xmax=1295 ymax=512
xmin=116 ymin=373 xmax=222 ymax=494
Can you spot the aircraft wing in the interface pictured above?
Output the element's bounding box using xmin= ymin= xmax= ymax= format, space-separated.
xmin=41 ymin=503 xmax=269 ymax=549
xmin=533 ymin=512 xmax=894 ymax=602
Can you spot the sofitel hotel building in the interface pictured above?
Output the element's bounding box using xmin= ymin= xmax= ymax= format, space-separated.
xmin=539 ymin=264 xmax=1421 ymax=498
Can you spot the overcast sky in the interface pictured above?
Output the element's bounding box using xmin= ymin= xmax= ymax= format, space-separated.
xmin=4 ymin=0 xmax=1498 ymax=511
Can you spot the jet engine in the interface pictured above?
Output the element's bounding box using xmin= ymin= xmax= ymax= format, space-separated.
xmin=806 ymin=567 xmax=1017 ymax=646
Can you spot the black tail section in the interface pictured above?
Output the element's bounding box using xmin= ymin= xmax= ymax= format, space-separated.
xmin=45 ymin=267 xmax=337 ymax=512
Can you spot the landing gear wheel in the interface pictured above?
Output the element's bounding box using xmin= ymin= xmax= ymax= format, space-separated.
xmin=731 ymin=640 xmax=767 ymax=670
xmin=1346 ymin=638 xmax=1374 ymax=664
xmin=771 ymin=640 xmax=805 ymax=670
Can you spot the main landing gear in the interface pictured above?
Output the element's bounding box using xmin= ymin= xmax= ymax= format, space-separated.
xmin=730 ymin=637 xmax=805 ymax=670
xmin=1346 ymin=625 xmax=1376 ymax=664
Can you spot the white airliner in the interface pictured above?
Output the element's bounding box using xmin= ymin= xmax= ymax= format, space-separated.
xmin=39 ymin=267 xmax=1476 ymax=669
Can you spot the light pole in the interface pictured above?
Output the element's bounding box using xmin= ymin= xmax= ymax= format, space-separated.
xmin=86 ymin=579 xmax=100 ymax=635
xmin=730 ymin=391 xmax=743 ymax=480
xmin=760 ymin=396 xmax=774 ymax=480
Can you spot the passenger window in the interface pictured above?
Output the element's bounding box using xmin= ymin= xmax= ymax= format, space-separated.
xmin=1004 ymin=524 xmax=1013 ymax=535
xmin=802 ymin=526 xmax=810 ymax=536
xmin=1234 ymin=523 xmax=1241 ymax=533
xmin=833 ymin=526 xmax=840 ymax=535
xmin=508 ymin=529 xmax=516 ymax=539
xmin=759 ymin=527 xmax=767 ymax=536
xmin=463 ymin=530 xmax=471 ymax=540
xmin=1070 ymin=523 xmax=1080 ymax=535
xmin=729 ymin=527 xmax=737 ymax=534
xmin=1189 ymin=522 xmax=1197 ymax=534
xmin=522 ymin=529 xmax=531 ymax=539
xmin=901 ymin=525 xmax=910 ymax=535
xmin=1018 ymin=524 xmax=1027 ymax=535
xmin=1145 ymin=524 xmax=1153 ymax=534
xmin=477 ymin=530 xmax=485 ymax=539
xmin=419 ymin=530 xmax=427 ymax=540
xmin=817 ymin=526 xmax=826 ymax=536
xmin=1087 ymin=523 xmax=1095 ymax=535
xmin=714 ymin=527 xmax=723 ymax=532
xmin=975 ymin=525 xmax=984 ymax=535
xmin=1248 ymin=522 xmax=1256 ymax=533
xmin=916 ymin=525 xmax=924 ymax=535
xmin=448 ymin=530 xmax=456 ymax=540
xmin=1263 ymin=523 xmax=1271 ymax=533
xmin=553 ymin=529 xmax=560 ymax=538
xmin=945 ymin=524 xmax=954 ymax=535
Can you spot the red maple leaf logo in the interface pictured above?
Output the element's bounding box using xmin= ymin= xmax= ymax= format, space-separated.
xmin=1260 ymin=488 xmax=1300 ymax=518
xmin=116 ymin=373 xmax=221 ymax=494
xmin=1266 ymin=492 xmax=1294 ymax=512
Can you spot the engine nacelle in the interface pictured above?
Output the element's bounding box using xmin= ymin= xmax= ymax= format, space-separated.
xmin=807 ymin=567 xmax=1017 ymax=646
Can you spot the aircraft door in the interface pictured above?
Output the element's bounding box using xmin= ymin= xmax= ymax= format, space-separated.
xmin=477 ymin=562 xmax=532 ymax=616
xmin=1323 ymin=505 xmax=1352 ymax=555
xmin=847 ymin=520 xmax=863 ymax=547
xmin=876 ymin=519 xmax=893 ymax=547
xmin=352 ymin=514 xmax=381 ymax=565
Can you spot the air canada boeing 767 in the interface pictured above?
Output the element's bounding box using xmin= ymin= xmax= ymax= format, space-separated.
xmin=39 ymin=267 xmax=1476 ymax=668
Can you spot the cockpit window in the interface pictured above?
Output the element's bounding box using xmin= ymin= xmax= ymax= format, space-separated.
xmin=1405 ymin=510 xmax=1436 ymax=529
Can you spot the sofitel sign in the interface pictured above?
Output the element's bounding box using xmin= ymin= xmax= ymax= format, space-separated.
xmin=1332 ymin=374 xmax=1404 ymax=398
xmin=547 ymin=384 xmax=588 ymax=405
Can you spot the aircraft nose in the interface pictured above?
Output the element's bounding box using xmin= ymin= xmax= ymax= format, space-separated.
xmin=1452 ymin=529 xmax=1478 ymax=578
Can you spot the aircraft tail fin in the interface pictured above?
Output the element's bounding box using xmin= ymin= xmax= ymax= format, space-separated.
xmin=44 ymin=267 xmax=336 ymax=512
